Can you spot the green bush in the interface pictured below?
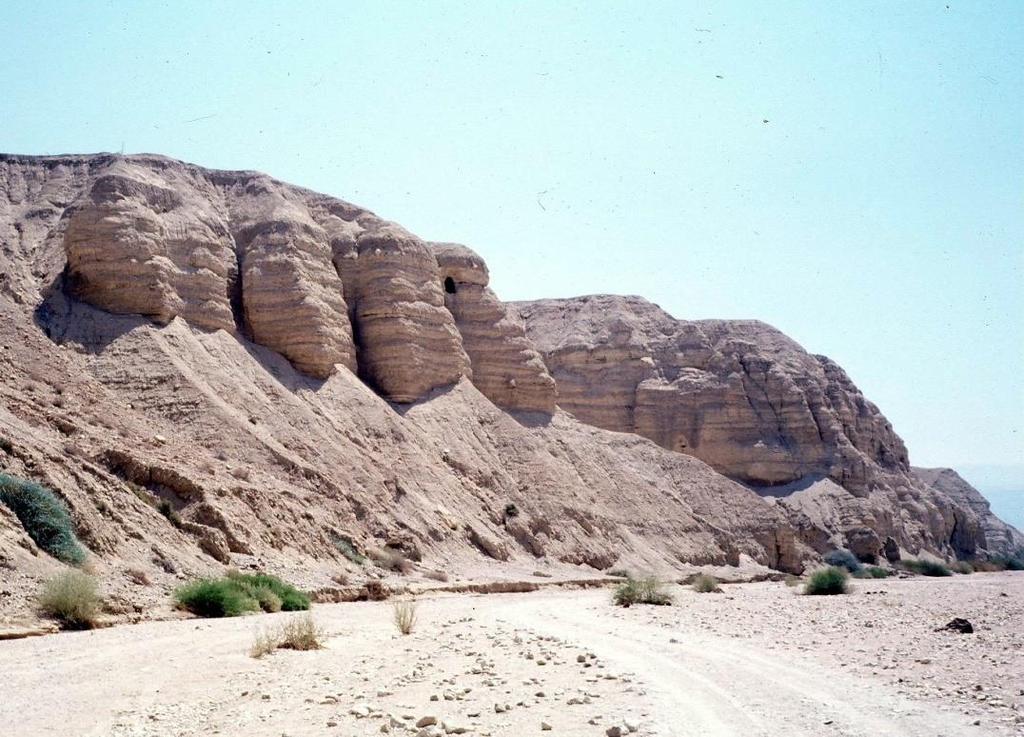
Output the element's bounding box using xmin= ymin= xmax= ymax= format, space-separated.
xmin=804 ymin=566 xmax=849 ymax=595
xmin=692 ymin=574 xmax=721 ymax=593
xmin=0 ymin=473 xmax=86 ymax=564
xmin=852 ymin=565 xmax=891 ymax=579
xmin=174 ymin=572 xmax=310 ymax=618
xmin=950 ymin=561 xmax=974 ymax=575
xmin=38 ymin=570 xmax=101 ymax=628
xmin=823 ymin=549 xmax=862 ymax=573
xmin=901 ymin=559 xmax=952 ymax=577
xmin=613 ymin=576 xmax=672 ymax=607
xmin=991 ymin=554 xmax=1024 ymax=571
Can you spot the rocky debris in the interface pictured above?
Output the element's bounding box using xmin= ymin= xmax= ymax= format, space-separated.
xmin=938 ymin=618 xmax=974 ymax=634
xmin=433 ymin=242 xmax=556 ymax=413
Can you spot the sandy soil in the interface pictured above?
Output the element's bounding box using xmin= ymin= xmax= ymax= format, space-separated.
xmin=2 ymin=573 xmax=1021 ymax=737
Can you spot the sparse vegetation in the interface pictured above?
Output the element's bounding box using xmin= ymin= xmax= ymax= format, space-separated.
xmin=692 ymin=574 xmax=721 ymax=593
xmin=38 ymin=569 xmax=102 ymax=628
xmin=853 ymin=565 xmax=891 ymax=579
xmin=174 ymin=572 xmax=310 ymax=617
xmin=331 ymin=535 xmax=367 ymax=565
xmin=156 ymin=499 xmax=182 ymax=529
xmin=607 ymin=568 xmax=630 ymax=578
xmin=503 ymin=502 xmax=519 ymax=519
xmin=804 ymin=566 xmax=849 ymax=595
xmin=0 ymin=437 xmax=12 ymax=454
xmin=900 ymin=559 xmax=952 ymax=577
xmin=783 ymin=574 xmax=801 ymax=587
xmin=424 ymin=569 xmax=450 ymax=582
xmin=991 ymin=554 xmax=1024 ymax=571
xmin=0 ymin=473 xmax=86 ymax=564
xmin=393 ymin=599 xmax=418 ymax=635
xmin=370 ymin=547 xmax=413 ymax=574
xmin=613 ymin=576 xmax=672 ymax=607
xmin=250 ymin=614 xmax=325 ymax=658
xmin=950 ymin=561 xmax=975 ymax=575
xmin=823 ymin=548 xmax=862 ymax=573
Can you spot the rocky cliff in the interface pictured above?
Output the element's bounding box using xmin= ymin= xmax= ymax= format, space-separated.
xmin=0 ymin=153 xmax=1018 ymax=622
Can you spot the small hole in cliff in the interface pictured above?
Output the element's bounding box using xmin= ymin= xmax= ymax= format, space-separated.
xmin=443 ymin=276 xmax=456 ymax=294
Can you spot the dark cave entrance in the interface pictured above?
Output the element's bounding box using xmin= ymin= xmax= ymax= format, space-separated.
xmin=443 ymin=276 xmax=456 ymax=294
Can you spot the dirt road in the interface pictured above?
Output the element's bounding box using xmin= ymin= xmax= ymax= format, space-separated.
xmin=3 ymin=578 xmax=1017 ymax=736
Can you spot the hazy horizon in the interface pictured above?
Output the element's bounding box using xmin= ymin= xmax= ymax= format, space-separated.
xmin=2 ymin=1 xmax=1021 ymax=475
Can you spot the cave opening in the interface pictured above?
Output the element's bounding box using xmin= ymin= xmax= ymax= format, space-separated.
xmin=443 ymin=276 xmax=456 ymax=294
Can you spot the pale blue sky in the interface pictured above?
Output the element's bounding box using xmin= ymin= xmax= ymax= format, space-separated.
xmin=2 ymin=1 xmax=1022 ymax=473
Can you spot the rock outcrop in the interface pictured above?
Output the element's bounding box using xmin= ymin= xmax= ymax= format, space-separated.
xmin=433 ymin=243 xmax=556 ymax=413
xmin=514 ymin=295 xmax=908 ymax=491
xmin=352 ymin=226 xmax=470 ymax=401
xmin=913 ymin=467 xmax=1024 ymax=557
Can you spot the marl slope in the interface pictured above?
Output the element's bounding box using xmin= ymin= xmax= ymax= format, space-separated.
xmin=0 ymin=154 xmax=1017 ymax=623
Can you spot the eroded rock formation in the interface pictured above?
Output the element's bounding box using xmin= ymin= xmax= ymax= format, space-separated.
xmin=514 ymin=295 xmax=908 ymax=491
xmin=433 ymin=243 xmax=556 ymax=413
xmin=0 ymin=153 xmax=1019 ymax=624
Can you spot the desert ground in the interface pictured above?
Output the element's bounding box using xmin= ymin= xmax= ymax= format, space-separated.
xmin=2 ymin=572 xmax=1021 ymax=737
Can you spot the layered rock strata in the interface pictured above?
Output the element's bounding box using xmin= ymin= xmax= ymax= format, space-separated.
xmin=514 ymin=295 xmax=908 ymax=491
xmin=433 ymin=242 xmax=556 ymax=413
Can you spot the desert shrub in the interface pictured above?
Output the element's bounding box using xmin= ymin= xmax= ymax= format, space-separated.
xmin=991 ymin=554 xmax=1024 ymax=571
xmin=370 ymin=547 xmax=413 ymax=574
xmin=38 ymin=570 xmax=101 ymax=628
xmin=607 ymin=568 xmax=630 ymax=578
xmin=503 ymin=502 xmax=519 ymax=519
xmin=613 ymin=576 xmax=672 ymax=607
xmin=823 ymin=549 xmax=862 ymax=573
xmin=853 ymin=566 xmax=891 ymax=579
xmin=804 ymin=566 xmax=849 ymax=595
xmin=174 ymin=572 xmax=309 ymax=617
xmin=0 ymin=473 xmax=86 ymax=564
xmin=950 ymin=561 xmax=975 ymax=575
xmin=331 ymin=572 xmax=350 ymax=586
xmin=0 ymin=437 xmax=12 ymax=454
xmin=901 ymin=559 xmax=952 ymax=577
xmin=156 ymin=499 xmax=182 ymax=529
xmin=331 ymin=535 xmax=367 ymax=565
xmin=226 ymin=571 xmax=310 ymax=611
xmin=424 ymin=569 xmax=449 ymax=582
xmin=175 ymin=578 xmax=259 ymax=617
xmin=692 ymin=574 xmax=721 ymax=593
xmin=250 ymin=614 xmax=325 ymax=657
xmin=393 ymin=599 xmax=418 ymax=635
xmin=783 ymin=574 xmax=801 ymax=587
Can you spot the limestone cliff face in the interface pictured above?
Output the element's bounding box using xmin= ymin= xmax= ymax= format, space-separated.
xmin=352 ymin=227 xmax=470 ymax=402
xmin=512 ymin=295 xmax=1023 ymax=562
xmin=433 ymin=243 xmax=556 ymax=413
xmin=64 ymin=161 xmax=237 ymax=332
xmin=514 ymin=295 xmax=908 ymax=490
xmin=0 ymin=152 xmax=1020 ymax=596
xmin=913 ymin=467 xmax=1024 ymax=557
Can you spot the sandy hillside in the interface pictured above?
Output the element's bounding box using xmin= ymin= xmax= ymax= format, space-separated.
xmin=3 ymin=574 xmax=1020 ymax=737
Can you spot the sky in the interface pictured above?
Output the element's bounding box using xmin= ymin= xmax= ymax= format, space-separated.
xmin=2 ymin=1 xmax=1022 ymax=477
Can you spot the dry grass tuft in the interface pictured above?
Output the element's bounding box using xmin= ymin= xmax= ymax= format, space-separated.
xmin=692 ymin=574 xmax=721 ymax=593
xmin=38 ymin=569 xmax=102 ymax=628
xmin=250 ymin=614 xmax=325 ymax=658
xmin=393 ymin=599 xmax=418 ymax=635
xmin=370 ymin=547 xmax=414 ymax=574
